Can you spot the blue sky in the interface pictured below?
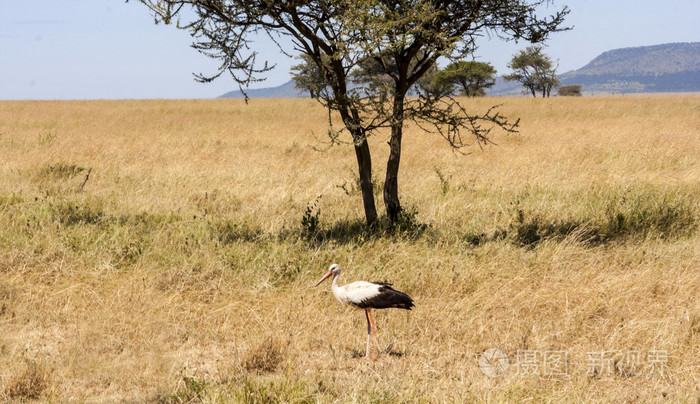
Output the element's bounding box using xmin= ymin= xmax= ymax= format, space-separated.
xmin=1 ymin=0 xmax=699 ymax=100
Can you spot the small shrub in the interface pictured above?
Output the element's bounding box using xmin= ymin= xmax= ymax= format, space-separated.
xmin=3 ymin=362 xmax=48 ymax=401
xmin=243 ymin=337 xmax=285 ymax=374
xmin=301 ymin=196 xmax=322 ymax=237
xmin=391 ymin=205 xmax=428 ymax=237
xmin=434 ymin=167 xmax=451 ymax=194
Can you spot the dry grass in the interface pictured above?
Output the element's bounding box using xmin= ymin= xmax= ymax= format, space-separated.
xmin=0 ymin=95 xmax=698 ymax=402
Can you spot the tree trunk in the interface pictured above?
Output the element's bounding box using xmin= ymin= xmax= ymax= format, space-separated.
xmin=334 ymin=79 xmax=378 ymax=227
xmin=384 ymin=93 xmax=405 ymax=224
xmin=353 ymin=131 xmax=378 ymax=227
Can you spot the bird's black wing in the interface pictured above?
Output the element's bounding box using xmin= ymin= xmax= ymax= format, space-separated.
xmin=356 ymin=285 xmax=414 ymax=310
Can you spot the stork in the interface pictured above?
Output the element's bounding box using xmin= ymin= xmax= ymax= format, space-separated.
xmin=315 ymin=263 xmax=414 ymax=361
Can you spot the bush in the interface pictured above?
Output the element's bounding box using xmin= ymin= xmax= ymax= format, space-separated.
xmin=243 ymin=337 xmax=285 ymax=373
xmin=3 ymin=362 xmax=49 ymax=401
xmin=558 ymin=85 xmax=582 ymax=96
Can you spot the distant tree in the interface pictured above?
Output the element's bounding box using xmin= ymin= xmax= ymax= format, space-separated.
xmin=558 ymin=84 xmax=582 ymax=96
xmin=348 ymin=51 xmax=396 ymax=95
xmin=128 ymin=0 xmax=569 ymax=226
xmin=416 ymin=64 xmax=454 ymax=99
xmin=504 ymin=46 xmax=560 ymax=97
xmin=290 ymin=54 xmax=328 ymax=99
xmin=436 ymin=61 xmax=497 ymax=97
xmin=349 ymin=51 xmax=451 ymax=99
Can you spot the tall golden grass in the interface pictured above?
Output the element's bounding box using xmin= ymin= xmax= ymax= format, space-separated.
xmin=0 ymin=96 xmax=698 ymax=402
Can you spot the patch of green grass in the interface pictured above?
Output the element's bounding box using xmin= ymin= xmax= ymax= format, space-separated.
xmin=233 ymin=377 xmax=316 ymax=404
xmin=601 ymin=187 xmax=697 ymax=239
xmin=208 ymin=219 xmax=264 ymax=244
xmin=0 ymin=192 xmax=24 ymax=208
xmin=50 ymin=199 xmax=107 ymax=227
xmin=464 ymin=185 xmax=697 ymax=248
xmin=1 ymin=182 xmax=697 ymax=281
xmin=160 ymin=370 xmax=210 ymax=404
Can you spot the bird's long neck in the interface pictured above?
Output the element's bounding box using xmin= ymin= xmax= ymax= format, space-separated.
xmin=331 ymin=272 xmax=341 ymax=288
xmin=331 ymin=273 xmax=343 ymax=301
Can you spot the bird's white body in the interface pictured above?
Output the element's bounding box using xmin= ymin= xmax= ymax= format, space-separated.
xmin=331 ymin=278 xmax=383 ymax=308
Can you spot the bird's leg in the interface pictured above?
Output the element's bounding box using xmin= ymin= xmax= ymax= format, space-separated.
xmin=368 ymin=309 xmax=378 ymax=361
xmin=364 ymin=309 xmax=371 ymax=359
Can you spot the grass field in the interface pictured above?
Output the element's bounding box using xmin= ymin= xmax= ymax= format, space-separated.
xmin=0 ymin=95 xmax=698 ymax=402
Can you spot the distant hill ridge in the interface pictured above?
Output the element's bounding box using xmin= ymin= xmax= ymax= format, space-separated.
xmin=558 ymin=42 xmax=700 ymax=94
xmin=220 ymin=42 xmax=700 ymax=98
xmin=219 ymin=80 xmax=306 ymax=99
xmin=570 ymin=42 xmax=700 ymax=76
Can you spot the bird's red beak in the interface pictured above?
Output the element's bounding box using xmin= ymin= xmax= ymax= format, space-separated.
xmin=315 ymin=270 xmax=332 ymax=286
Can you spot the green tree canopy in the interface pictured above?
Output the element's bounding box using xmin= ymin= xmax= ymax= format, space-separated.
xmin=436 ymin=61 xmax=498 ymax=97
xmin=504 ymin=45 xmax=560 ymax=97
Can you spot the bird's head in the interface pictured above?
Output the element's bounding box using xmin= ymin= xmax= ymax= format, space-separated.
xmin=315 ymin=263 xmax=341 ymax=286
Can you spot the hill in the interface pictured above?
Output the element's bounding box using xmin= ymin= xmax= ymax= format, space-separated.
xmin=558 ymin=42 xmax=700 ymax=94
xmin=219 ymin=80 xmax=307 ymax=98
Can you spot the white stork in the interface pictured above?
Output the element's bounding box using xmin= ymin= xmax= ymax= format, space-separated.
xmin=315 ymin=263 xmax=414 ymax=361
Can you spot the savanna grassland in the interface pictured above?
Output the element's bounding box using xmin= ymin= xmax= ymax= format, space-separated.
xmin=0 ymin=95 xmax=698 ymax=402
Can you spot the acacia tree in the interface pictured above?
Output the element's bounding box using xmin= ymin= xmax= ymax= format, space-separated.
xmin=127 ymin=0 xmax=569 ymax=226
xmin=504 ymin=45 xmax=560 ymax=97
xmin=290 ymin=54 xmax=328 ymax=98
xmin=416 ymin=63 xmax=454 ymax=99
xmin=436 ymin=61 xmax=498 ymax=97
